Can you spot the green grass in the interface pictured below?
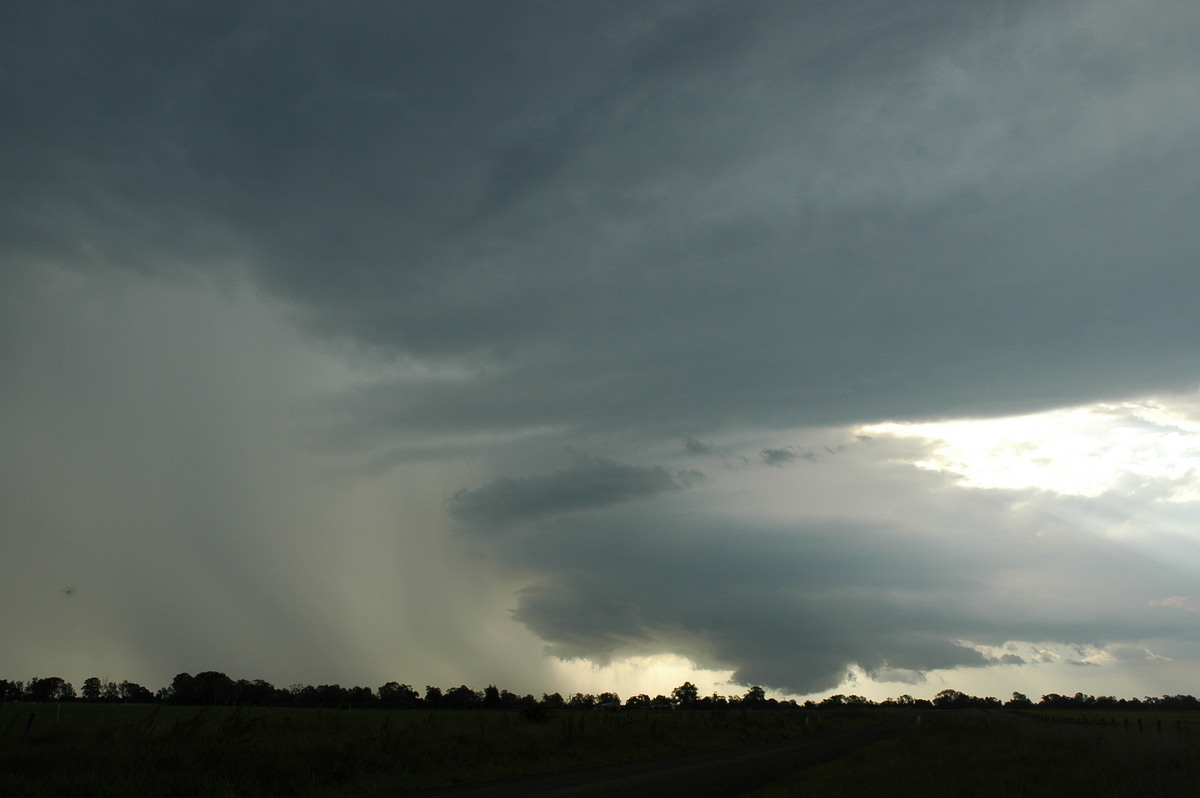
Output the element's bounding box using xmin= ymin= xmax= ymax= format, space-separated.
xmin=0 ymin=704 xmax=870 ymax=797
xmin=747 ymin=709 xmax=1200 ymax=798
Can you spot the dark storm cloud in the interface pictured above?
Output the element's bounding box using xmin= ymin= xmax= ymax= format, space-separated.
xmin=6 ymin=1 xmax=1200 ymax=449
xmin=452 ymin=438 xmax=1200 ymax=694
xmin=448 ymin=453 xmax=693 ymax=526
xmin=7 ymin=0 xmax=1200 ymax=698
xmin=483 ymin=494 xmax=1199 ymax=694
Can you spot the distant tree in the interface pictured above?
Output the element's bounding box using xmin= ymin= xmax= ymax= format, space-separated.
xmin=567 ymin=692 xmax=596 ymax=710
xmin=1006 ymin=692 xmax=1033 ymax=708
xmin=424 ymin=685 xmax=444 ymax=709
xmin=499 ymin=690 xmax=523 ymax=710
xmin=310 ymin=684 xmax=354 ymax=708
xmin=541 ymin=692 xmax=565 ymax=710
xmin=704 ymin=692 xmax=729 ymax=710
xmin=739 ymin=685 xmax=766 ymax=708
xmin=236 ymin=679 xmax=282 ymax=706
xmin=119 ymin=681 xmax=155 ymax=703
xmin=101 ymin=681 xmax=120 ymax=702
xmin=26 ymin=676 xmax=74 ymax=702
xmin=82 ymin=677 xmax=102 ymax=702
xmin=169 ymin=673 xmax=196 ymax=704
xmin=0 ymin=680 xmax=22 ymax=702
xmin=1162 ymin=694 xmax=1200 ymax=710
xmin=1039 ymin=693 xmax=1065 ymax=709
xmin=193 ymin=671 xmax=238 ymax=705
xmin=650 ymin=694 xmax=674 ymax=710
xmin=444 ymin=685 xmax=481 ymax=710
xmin=379 ymin=682 xmax=420 ymax=709
xmin=672 ymin=681 xmax=699 ymax=708
xmin=597 ymin=691 xmax=621 ymax=708
xmin=933 ymin=689 xmax=966 ymax=709
xmin=624 ymin=694 xmax=651 ymax=710
xmin=482 ymin=685 xmax=501 ymax=709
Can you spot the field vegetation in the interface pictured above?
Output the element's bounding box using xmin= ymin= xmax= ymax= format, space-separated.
xmin=5 ymin=675 xmax=1200 ymax=797
xmin=1 ymin=702 xmax=875 ymax=797
xmin=749 ymin=709 xmax=1200 ymax=798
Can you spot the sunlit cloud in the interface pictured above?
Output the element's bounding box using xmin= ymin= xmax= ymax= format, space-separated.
xmin=862 ymin=398 xmax=1200 ymax=500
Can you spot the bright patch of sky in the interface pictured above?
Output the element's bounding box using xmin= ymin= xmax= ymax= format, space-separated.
xmin=862 ymin=399 xmax=1200 ymax=501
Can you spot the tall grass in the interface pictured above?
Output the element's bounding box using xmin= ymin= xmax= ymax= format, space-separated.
xmin=748 ymin=710 xmax=1200 ymax=798
xmin=0 ymin=703 xmax=858 ymax=797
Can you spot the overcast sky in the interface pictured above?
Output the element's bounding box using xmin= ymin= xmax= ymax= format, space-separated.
xmin=4 ymin=0 xmax=1200 ymax=701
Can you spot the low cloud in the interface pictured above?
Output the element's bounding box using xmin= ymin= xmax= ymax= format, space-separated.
xmin=760 ymin=447 xmax=815 ymax=467
xmin=1150 ymin=596 xmax=1200 ymax=614
xmin=468 ymin=452 xmax=1200 ymax=695
xmin=449 ymin=453 xmax=696 ymax=527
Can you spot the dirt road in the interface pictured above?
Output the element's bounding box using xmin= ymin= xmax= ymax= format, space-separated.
xmin=389 ymin=719 xmax=902 ymax=797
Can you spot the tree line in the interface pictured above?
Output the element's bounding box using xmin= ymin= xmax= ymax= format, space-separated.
xmin=3 ymin=675 xmax=1197 ymax=714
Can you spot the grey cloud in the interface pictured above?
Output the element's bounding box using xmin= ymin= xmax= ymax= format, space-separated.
xmin=760 ymin=449 xmax=798 ymax=467
xmin=449 ymin=454 xmax=693 ymax=527
xmin=475 ymin=484 xmax=1199 ymax=695
xmin=6 ymin=1 xmax=1200 ymax=454
xmin=760 ymin=447 xmax=816 ymax=467
xmin=7 ymin=0 xmax=1200 ymax=700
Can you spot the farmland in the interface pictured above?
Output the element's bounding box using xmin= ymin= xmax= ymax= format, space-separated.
xmin=5 ymin=701 xmax=1200 ymax=797
xmin=748 ymin=709 xmax=1200 ymax=798
xmin=1 ymin=702 xmax=869 ymax=797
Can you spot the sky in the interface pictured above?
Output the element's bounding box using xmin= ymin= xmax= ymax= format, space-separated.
xmin=3 ymin=0 xmax=1200 ymax=703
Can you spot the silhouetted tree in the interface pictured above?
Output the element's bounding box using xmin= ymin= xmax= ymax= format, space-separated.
xmin=650 ymin=694 xmax=674 ymax=710
xmin=518 ymin=694 xmax=548 ymax=722
xmin=541 ymin=692 xmax=565 ymax=710
xmin=82 ymin=677 xmax=102 ymax=702
xmin=567 ymin=692 xmax=596 ymax=710
xmin=934 ymin=689 xmax=966 ymax=709
xmin=743 ymin=685 xmax=767 ymax=707
xmin=444 ymin=685 xmax=481 ymax=710
xmin=194 ymin=671 xmax=238 ymax=705
xmin=597 ymin=691 xmax=621 ymax=709
xmin=499 ymin=689 xmax=523 ymax=710
xmin=119 ymin=681 xmax=155 ymax=703
xmin=1006 ymin=692 xmax=1033 ymax=708
xmin=672 ymin=681 xmax=699 ymax=708
xmin=624 ymin=694 xmax=651 ymax=709
xmin=26 ymin=676 xmax=74 ymax=702
xmin=482 ymin=684 xmax=501 ymax=709
xmin=379 ymin=682 xmax=420 ymax=709
xmin=236 ymin=679 xmax=283 ymax=706
xmin=0 ymin=680 xmax=21 ymax=702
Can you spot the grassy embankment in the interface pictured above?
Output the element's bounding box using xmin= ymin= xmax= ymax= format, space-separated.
xmin=1 ymin=702 xmax=871 ymax=797
xmin=749 ymin=709 xmax=1200 ymax=798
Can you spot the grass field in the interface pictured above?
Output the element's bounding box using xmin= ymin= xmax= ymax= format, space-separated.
xmin=0 ymin=703 xmax=869 ymax=797
xmin=748 ymin=709 xmax=1200 ymax=798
